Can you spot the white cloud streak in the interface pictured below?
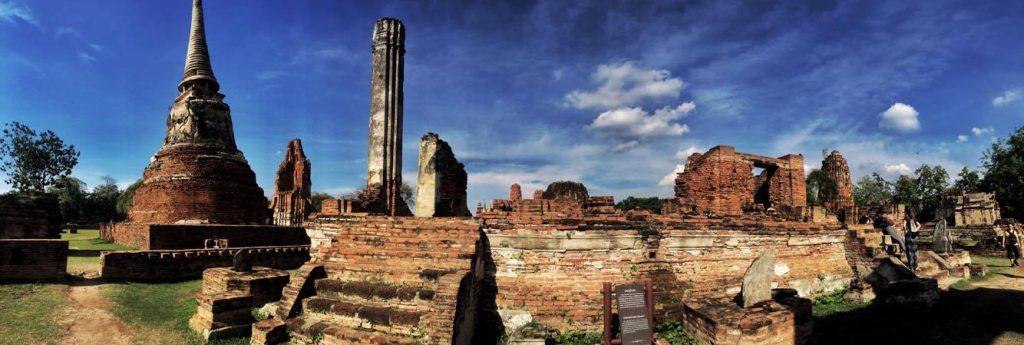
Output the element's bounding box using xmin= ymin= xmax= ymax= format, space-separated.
xmin=565 ymin=62 xmax=684 ymax=109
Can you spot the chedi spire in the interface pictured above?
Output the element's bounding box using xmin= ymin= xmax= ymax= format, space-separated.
xmin=178 ymin=0 xmax=219 ymax=93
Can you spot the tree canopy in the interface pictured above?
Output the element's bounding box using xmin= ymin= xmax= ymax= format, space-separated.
xmin=0 ymin=122 xmax=80 ymax=193
xmin=614 ymin=196 xmax=665 ymax=213
xmin=982 ymin=126 xmax=1024 ymax=220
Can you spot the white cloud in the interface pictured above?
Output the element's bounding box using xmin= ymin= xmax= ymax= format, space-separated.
xmin=0 ymin=2 xmax=37 ymax=27
xmin=658 ymin=164 xmax=686 ymax=187
xmin=674 ymin=145 xmax=702 ymax=160
xmin=883 ymin=163 xmax=912 ymax=176
xmin=956 ymin=135 xmax=968 ymax=143
xmin=54 ymin=26 xmax=79 ymax=39
xmin=879 ymin=102 xmax=920 ymax=132
xmin=564 ymin=62 xmax=684 ymax=109
xmin=88 ymin=43 xmax=104 ymax=52
xmin=77 ymin=52 xmax=96 ymax=63
xmin=587 ymin=102 xmax=694 ymax=151
xmin=971 ymin=127 xmax=993 ymax=136
xmin=993 ymin=89 xmax=1020 ymax=107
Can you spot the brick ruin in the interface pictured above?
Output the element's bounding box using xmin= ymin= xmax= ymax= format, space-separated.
xmin=269 ymin=139 xmax=313 ymax=226
xmin=674 ymin=145 xmax=806 ymax=216
xmin=414 ymin=133 xmax=471 ymax=218
xmin=820 ymin=150 xmax=855 ymax=219
xmin=0 ymin=194 xmax=68 ymax=281
xmin=953 ymin=192 xmax=1001 ymax=226
xmin=363 ymin=18 xmax=412 ymax=217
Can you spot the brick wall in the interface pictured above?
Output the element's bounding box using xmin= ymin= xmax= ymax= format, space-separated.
xmin=0 ymin=239 xmax=68 ymax=280
xmin=100 ymin=245 xmax=309 ymax=281
xmin=101 ymin=223 xmax=310 ymax=250
xmin=483 ymin=216 xmax=854 ymax=330
xmin=674 ymin=145 xmax=806 ymax=215
xmin=0 ymin=194 xmax=62 ymax=239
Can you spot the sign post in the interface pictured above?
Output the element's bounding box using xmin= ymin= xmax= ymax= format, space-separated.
xmin=602 ymin=279 xmax=655 ymax=345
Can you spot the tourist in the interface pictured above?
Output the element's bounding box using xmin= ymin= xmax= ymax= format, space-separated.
xmin=1007 ymin=225 xmax=1021 ymax=267
xmin=905 ymin=213 xmax=920 ymax=271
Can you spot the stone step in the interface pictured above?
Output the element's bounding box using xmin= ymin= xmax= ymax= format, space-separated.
xmin=315 ymin=278 xmax=436 ymax=306
xmin=301 ymin=297 xmax=427 ymax=336
xmin=318 ymin=324 xmax=422 ymax=345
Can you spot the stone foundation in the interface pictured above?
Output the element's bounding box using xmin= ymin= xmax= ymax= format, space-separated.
xmin=0 ymin=239 xmax=68 ymax=280
xmin=190 ymin=292 xmax=255 ymax=340
xmin=201 ymin=267 xmax=291 ymax=305
xmin=100 ymin=245 xmax=309 ymax=281
xmin=100 ymin=223 xmax=309 ymax=250
xmin=682 ymin=297 xmax=811 ymax=345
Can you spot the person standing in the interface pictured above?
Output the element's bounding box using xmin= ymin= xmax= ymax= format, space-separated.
xmin=905 ymin=214 xmax=920 ymax=271
xmin=1007 ymin=225 xmax=1021 ymax=267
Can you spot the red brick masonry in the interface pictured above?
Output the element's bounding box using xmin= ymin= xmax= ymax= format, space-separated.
xmin=0 ymin=239 xmax=68 ymax=280
xmin=100 ymin=245 xmax=309 ymax=281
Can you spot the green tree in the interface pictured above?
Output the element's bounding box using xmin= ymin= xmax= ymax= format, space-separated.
xmin=982 ymin=126 xmax=1024 ymax=220
xmin=614 ymin=196 xmax=665 ymax=213
xmin=46 ymin=176 xmax=87 ymax=222
xmin=85 ymin=176 xmax=121 ymax=222
xmin=806 ymin=169 xmax=838 ymax=206
xmin=116 ymin=179 xmax=142 ymax=217
xmin=852 ymin=173 xmax=892 ymax=206
xmin=892 ymin=174 xmax=917 ymax=211
xmin=952 ymin=166 xmax=982 ymax=194
xmin=0 ymin=122 xmax=80 ymax=193
xmin=914 ymin=164 xmax=950 ymax=220
xmin=310 ymin=192 xmax=333 ymax=212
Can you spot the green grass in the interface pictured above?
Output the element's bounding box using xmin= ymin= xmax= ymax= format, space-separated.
xmin=61 ymin=229 xmax=136 ymax=273
xmin=951 ymin=255 xmax=1014 ymax=291
xmin=811 ymin=289 xmax=869 ymax=318
xmin=0 ymin=284 xmax=68 ymax=345
xmin=102 ymin=280 xmax=248 ymax=345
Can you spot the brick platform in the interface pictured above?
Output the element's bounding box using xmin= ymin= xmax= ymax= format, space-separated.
xmin=201 ymin=267 xmax=290 ymax=305
xmin=682 ymin=297 xmax=811 ymax=345
xmin=99 ymin=223 xmax=309 ymax=250
xmin=189 ymin=292 xmax=255 ymax=340
xmin=100 ymin=245 xmax=309 ymax=281
xmin=0 ymin=239 xmax=68 ymax=281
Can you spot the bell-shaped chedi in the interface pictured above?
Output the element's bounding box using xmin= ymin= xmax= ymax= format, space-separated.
xmin=127 ymin=0 xmax=267 ymax=225
xmin=269 ymin=139 xmax=313 ymax=226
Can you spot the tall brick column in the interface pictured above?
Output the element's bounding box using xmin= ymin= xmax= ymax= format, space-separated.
xmin=365 ymin=18 xmax=411 ymax=216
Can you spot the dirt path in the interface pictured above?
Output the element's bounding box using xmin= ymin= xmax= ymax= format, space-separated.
xmin=55 ymin=279 xmax=137 ymax=345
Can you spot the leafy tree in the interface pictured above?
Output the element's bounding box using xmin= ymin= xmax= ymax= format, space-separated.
xmin=852 ymin=173 xmax=892 ymax=206
xmin=982 ymin=126 xmax=1024 ymax=220
xmin=914 ymin=164 xmax=950 ymax=218
xmin=806 ymin=169 xmax=838 ymax=206
xmin=0 ymin=122 xmax=80 ymax=193
xmin=952 ymin=166 xmax=982 ymax=194
xmin=310 ymin=192 xmax=333 ymax=212
xmin=116 ymin=179 xmax=142 ymax=217
xmin=86 ymin=176 xmax=121 ymax=222
xmin=46 ymin=176 xmax=88 ymax=222
xmin=892 ymin=174 xmax=917 ymax=211
xmin=614 ymin=196 xmax=664 ymax=213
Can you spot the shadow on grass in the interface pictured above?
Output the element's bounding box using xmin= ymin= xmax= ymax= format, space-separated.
xmin=814 ymin=286 xmax=1024 ymax=345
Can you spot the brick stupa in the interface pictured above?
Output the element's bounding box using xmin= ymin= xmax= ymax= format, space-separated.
xmin=127 ymin=0 xmax=267 ymax=225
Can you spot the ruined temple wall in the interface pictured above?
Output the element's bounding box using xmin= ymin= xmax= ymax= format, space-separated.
xmin=0 ymin=194 xmax=62 ymax=239
xmin=484 ymin=222 xmax=853 ymax=330
xmin=101 ymin=223 xmax=309 ymax=250
xmin=415 ymin=133 xmax=471 ymax=218
xmin=674 ymin=146 xmax=755 ymax=215
xmin=100 ymin=245 xmax=309 ymax=281
xmin=768 ymin=154 xmax=806 ymax=210
xmin=0 ymin=239 xmax=68 ymax=280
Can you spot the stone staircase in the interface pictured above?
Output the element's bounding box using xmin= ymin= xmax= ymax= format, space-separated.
xmin=284 ymin=217 xmax=490 ymax=345
xmin=846 ymin=224 xmax=964 ymax=282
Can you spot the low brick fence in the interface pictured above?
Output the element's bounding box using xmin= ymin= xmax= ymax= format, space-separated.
xmin=100 ymin=245 xmax=309 ymax=281
xmin=0 ymin=239 xmax=68 ymax=280
xmin=100 ymin=223 xmax=310 ymax=250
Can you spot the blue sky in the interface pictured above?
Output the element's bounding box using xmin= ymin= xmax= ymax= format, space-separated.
xmin=1 ymin=1 xmax=1023 ymax=208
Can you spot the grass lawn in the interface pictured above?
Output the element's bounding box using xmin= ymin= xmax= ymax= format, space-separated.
xmin=0 ymin=284 xmax=68 ymax=345
xmin=61 ymin=229 xmax=136 ymax=274
xmin=102 ymin=280 xmax=249 ymax=345
xmin=814 ymin=255 xmax=1024 ymax=344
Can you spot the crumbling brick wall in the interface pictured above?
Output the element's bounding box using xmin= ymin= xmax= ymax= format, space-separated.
xmin=482 ymin=216 xmax=852 ymax=330
xmin=0 ymin=194 xmax=62 ymax=239
xmin=100 ymin=245 xmax=309 ymax=281
xmin=101 ymin=223 xmax=309 ymax=250
xmin=674 ymin=145 xmax=805 ymax=215
xmin=821 ymin=150 xmax=855 ymax=218
xmin=0 ymin=239 xmax=68 ymax=280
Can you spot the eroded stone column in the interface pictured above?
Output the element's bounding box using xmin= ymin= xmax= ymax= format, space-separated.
xmin=365 ymin=17 xmax=410 ymax=216
xmin=415 ymin=133 xmax=470 ymax=217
